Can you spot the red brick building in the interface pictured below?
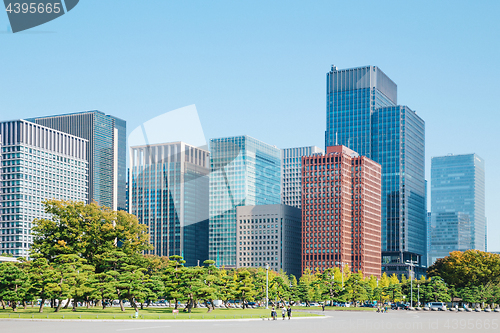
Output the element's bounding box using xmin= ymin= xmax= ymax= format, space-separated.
xmin=301 ymin=145 xmax=381 ymax=277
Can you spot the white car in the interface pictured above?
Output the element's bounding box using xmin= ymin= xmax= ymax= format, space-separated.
xmin=428 ymin=302 xmax=446 ymax=311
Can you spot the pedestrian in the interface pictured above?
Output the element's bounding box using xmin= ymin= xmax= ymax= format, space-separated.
xmin=271 ymin=307 xmax=276 ymax=320
xmin=287 ymin=306 xmax=292 ymax=320
xmin=322 ymin=303 xmax=325 ymax=311
xmin=282 ymin=307 xmax=286 ymax=320
xmin=135 ymin=310 xmax=139 ymax=319
xmin=384 ymin=305 xmax=388 ymax=313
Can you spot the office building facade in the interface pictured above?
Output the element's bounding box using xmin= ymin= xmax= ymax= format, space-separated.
xmin=29 ymin=111 xmax=126 ymax=211
xmin=325 ymin=66 xmax=426 ymax=277
xmin=209 ymin=135 xmax=281 ymax=267
xmin=0 ymin=120 xmax=88 ymax=257
xmin=282 ymin=146 xmax=324 ymax=208
xmin=301 ymin=145 xmax=382 ymax=277
xmin=236 ymin=204 xmax=302 ymax=277
xmin=129 ymin=142 xmax=209 ymax=267
xmin=429 ymin=154 xmax=486 ymax=264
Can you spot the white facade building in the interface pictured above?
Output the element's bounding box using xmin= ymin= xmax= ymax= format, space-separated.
xmin=0 ymin=120 xmax=88 ymax=258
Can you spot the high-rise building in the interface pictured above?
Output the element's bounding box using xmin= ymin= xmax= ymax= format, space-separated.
xmin=429 ymin=154 xmax=486 ymax=264
xmin=282 ymin=146 xmax=324 ymax=208
xmin=129 ymin=142 xmax=209 ymax=267
xmin=28 ymin=111 xmax=126 ymax=211
xmin=325 ymin=66 xmax=426 ymax=277
xmin=301 ymin=145 xmax=382 ymax=277
xmin=209 ymin=135 xmax=281 ymax=267
xmin=0 ymin=120 xmax=88 ymax=257
xmin=236 ymin=204 xmax=302 ymax=277
xmin=325 ymin=65 xmax=397 ymax=156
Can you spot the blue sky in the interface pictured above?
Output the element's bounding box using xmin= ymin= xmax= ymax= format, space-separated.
xmin=1 ymin=0 xmax=499 ymax=251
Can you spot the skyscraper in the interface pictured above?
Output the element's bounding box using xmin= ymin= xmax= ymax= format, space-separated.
xmin=325 ymin=65 xmax=397 ymax=156
xmin=326 ymin=66 xmax=426 ymax=277
xmin=209 ymin=135 xmax=281 ymax=267
xmin=0 ymin=120 xmax=88 ymax=257
xmin=301 ymin=145 xmax=382 ymax=277
xmin=129 ymin=142 xmax=209 ymax=267
xmin=429 ymin=154 xmax=486 ymax=264
xmin=282 ymin=146 xmax=324 ymax=208
xmin=236 ymin=204 xmax=302 ymax=277
xmin=28 ymin=111 xmax=126 ymax=211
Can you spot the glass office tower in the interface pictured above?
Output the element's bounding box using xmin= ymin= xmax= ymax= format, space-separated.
xmin=372 ymin=106 xmax=426 ymax=275
xmin=326 ymin=66 xmax=426 ymax=277
xmin=325 ymin=65 xmax=397 ymax=157
xmin=209 ymin=135 xmax=281 ymax=267
xmin=129 ymin=142 xmax=209 ymax=266
xmin=282 ymin=146 xmax=324 ymax=208
xmin=28 ymin=111 xmax=126 ymax=211
xmin=0 ymin=120 xmax=88 ymax=257
xmin=429 ymin=154 xmax=486 ymax=264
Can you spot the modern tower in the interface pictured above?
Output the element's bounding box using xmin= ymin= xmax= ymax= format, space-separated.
xmin=236 ymin=204 xmax=302 ymax=277
xmin=429 ymin=154 xmax=486 ymax=264
xmin=28 ymin=111 xmax=126 ymax=211
xmin=326 ymin=66 xmax=426 ymax=277
xmin=209 ymin=135 xmax=281 ymax=267
xmin=282 ymin=146 xmax=324 ymax=208
xmin=129 ymin=142 xmax=210 ymax=266
xmin=301 ymin=145 xmax=382 ymax=277
xmin=0 ymin=120 xmax=88 ymax=257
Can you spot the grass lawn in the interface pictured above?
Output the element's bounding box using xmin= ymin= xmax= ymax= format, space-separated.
xmin=0 ymin=306 xmax=320 ymax=320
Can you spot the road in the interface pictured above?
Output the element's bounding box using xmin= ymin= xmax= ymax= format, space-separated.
xmin=1 ymin=309 xmax=499 ymax=333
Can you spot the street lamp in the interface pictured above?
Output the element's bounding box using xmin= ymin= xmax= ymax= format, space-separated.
xmin=266 ymin=263 xmax=269 ymax=309
xmin=417 ymin=284 xmax=420 ymax=307
xmin=340 ymin=262 xmax=346 ymax=289
xmin=405 ymin=259 xmax=418 ymax=307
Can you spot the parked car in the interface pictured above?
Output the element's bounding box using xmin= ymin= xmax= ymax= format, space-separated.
xmin=428 ymin=302 xmax=446 ymax=311
xmin=391 ymin=303 xmax=409 ymax=310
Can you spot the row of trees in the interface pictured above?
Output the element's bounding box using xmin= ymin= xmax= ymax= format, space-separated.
xmin=0 ymin=252 xmax=460 ymax=313
xmin=1 ymin=200 xmax=499 ymax=312
xmin=427 ymin=250 xmax=500 ymax=306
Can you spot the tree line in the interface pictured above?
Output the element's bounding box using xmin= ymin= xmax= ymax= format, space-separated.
xmin=1 ymin=200 xmax=499 ymax=312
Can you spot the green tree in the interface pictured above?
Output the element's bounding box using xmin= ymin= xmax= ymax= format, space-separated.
xmin=420 ymin=276 xmax=450 ymax=303
xmin=27 ymin=257 xmax=57 ymax=312
xmin=31 ymin=200 xmax=151 ymax=269
xmin=427 ymin=250 xmax=500 ymax=289
xmin=47 ymin=254 xmax=94 ymax=312
xmin=0 ymin=262 xmax=29 ymax=312
xmin=345 ymin=273 xmax=369 ymax=306
xmin=198 ymin=260 xmax=220 ymax=312
xmin=233 ymin=269 xmax=256 ymax=308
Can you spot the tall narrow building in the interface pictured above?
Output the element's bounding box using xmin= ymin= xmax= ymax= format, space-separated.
xmin=0 ymin=120 xmax=88 ymax=257
xmin=301 ymin=145 xmax=382 ymax=277
xmin=282 ymin=146 xmax=324 ymax=208
xmin=325 ymin=66 xmax=426 ymax=277
xmin=129 ymin=142 xmax=210 ymax=266
xmin=429 ymin=154 xmax=486 ymax=264
xmin=209 ymin=135 xmax=281 ymax=267
xmin=28 ymin=111 xmax=126 ymax=211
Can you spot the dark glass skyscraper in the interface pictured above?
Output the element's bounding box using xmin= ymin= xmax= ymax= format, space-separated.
xmin=28 ymin=111 xmax=126 ymax=211
xmin=326 ymin=66 xmax=426 ymax=277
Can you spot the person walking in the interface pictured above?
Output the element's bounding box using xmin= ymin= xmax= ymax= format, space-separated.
xmin=271 ymin=307 xmax=276 ymax=320
xmin=287 ymin=306 xmax=292 ymax=320
xmin=282 ymin=307 xmax=286 ymax=320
